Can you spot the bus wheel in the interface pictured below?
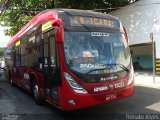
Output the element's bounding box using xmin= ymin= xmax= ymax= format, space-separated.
xmin=9 ymin=74 xmax=14 ymax=86
xmin=32 ymin=80 xmax=43 ymax=105
xmin=10 ymin=78 xmax=14 ymax=86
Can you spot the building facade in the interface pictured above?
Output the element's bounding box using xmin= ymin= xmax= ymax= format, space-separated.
xmin=109 ymin=0 xmax=160 ymax=72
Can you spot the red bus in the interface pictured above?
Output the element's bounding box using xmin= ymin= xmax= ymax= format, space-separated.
xmin=4 ymin=9 xmax=134 ymax=111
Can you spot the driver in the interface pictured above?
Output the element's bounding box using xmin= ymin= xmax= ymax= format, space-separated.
xmin=78 ymin=36 xmax=93 ymax=57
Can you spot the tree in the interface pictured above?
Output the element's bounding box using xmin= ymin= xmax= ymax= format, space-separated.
xmin=55 ymin=0 xmax=138 ymax=10
xmin=0 ymin=0 xmax=54 ymax=36
xmin=0 ymin=0 xmax=138 ymax=36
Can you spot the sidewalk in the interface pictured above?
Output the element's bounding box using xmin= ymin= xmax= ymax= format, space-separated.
xmin=134 ymin=70 xmax=160 ymax=89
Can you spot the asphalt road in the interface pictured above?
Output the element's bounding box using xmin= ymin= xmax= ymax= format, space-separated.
xmin=0 ymin=70 xmax=160 ymax=120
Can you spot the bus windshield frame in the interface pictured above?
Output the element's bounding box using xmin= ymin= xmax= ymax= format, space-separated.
xmin=63 ymin=29 xmax=131 ymax=82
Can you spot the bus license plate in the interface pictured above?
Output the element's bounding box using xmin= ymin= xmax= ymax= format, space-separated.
xmin=106 ymin=94 xmax=116 ymax=101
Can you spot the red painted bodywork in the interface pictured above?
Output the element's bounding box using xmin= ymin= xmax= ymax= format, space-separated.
xmin=61 ymin=81 xmax=134 ymax=111
xmin=7 ymin=10 xmax=58 ymax=47
xmin=6 ymin=9 xmax=134 ymax=111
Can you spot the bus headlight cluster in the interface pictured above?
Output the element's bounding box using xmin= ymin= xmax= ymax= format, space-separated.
xmin=64 ymin=72 xmax=88 ymax=94
xmin=127 ymin=65 xmax=134 ymax=85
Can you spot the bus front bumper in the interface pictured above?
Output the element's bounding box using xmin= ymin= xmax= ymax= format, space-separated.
xmin=60 ymin=82 xmax=134 ymax=111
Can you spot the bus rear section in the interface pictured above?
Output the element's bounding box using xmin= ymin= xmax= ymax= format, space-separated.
xmin=4 ymin=9 xmax=134 ymax=111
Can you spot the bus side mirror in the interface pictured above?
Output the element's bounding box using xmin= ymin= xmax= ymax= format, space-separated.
xmin=52 ymin=19 xmax=64 ymax=43
xmin=123 ymin=27 xmax=128 ymax=43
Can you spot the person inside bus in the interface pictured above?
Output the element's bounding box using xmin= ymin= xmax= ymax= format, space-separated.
xmin=69 ymin=35 xmax=106 ymax=63
xmin=80 ymin=37 xmax=93 ymax=57
xmin=72 ymin=36 xmax=94 ymax=58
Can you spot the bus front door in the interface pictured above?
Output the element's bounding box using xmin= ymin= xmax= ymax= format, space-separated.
xmin=43 ymin=29 xmax=59 ymax=101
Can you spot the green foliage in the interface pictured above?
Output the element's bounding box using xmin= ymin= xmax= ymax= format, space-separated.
xmin=0 ymin=0 xmax=53 ymax=36
xmin=0 ymin=0 xmax=137 ymax=36
xmin=55 ymin=0 xmax=135 ymax=10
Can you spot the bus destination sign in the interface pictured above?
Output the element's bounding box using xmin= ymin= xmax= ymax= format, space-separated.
xmin=70 ymin=16 xmax=118 ymax=28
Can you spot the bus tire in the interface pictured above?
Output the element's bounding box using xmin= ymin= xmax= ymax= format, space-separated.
xmin=10 ymin=78 xmax=14 ymax=86
xmin=32 ymin=80 xmax=43 ymax=105
xmin=9 ymin=72 xmax=14 ymax=86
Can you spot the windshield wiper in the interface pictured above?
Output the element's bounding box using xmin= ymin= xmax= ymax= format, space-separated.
xmin=109 ymin=63 xmax=130 ymax=72
xmin=85 ymin=63 xmax=129 ymax=75
xmin=85 ymin=67 xmax=110 ymax=75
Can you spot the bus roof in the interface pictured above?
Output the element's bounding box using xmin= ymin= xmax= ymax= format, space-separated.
xmin=7 ymin=9 xmax=119 ymax=47
xmin=58 ymin=9 xmax=118 ymax=20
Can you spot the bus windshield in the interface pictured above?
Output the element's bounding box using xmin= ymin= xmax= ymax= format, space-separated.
xmin=64 ymin=31 xmax=131 ymax=75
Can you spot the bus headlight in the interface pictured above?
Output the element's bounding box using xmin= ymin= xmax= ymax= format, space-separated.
xmin=64 ymin=72 xmax=88 ymax=94
xmin=127 ymin=65 xmax=134 ymax=85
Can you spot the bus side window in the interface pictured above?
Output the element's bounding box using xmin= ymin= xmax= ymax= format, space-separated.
xmin=43 ymin=29 xmax=56 ymax=75
xmin=43 ymin=33 xmax=49 ymax=72
xmin=37 ymin=57 xmax=42 ymax=69
xmin=49 ymin=36 xmax=56 ymax=67
xmin=15 ymin=47 xmax=21 ymax=67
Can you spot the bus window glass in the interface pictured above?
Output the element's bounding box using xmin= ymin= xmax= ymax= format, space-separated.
xmin=49 ymin=36 xmax=56 ymax=66
xmin=21 ymin=35 xmax=28 ymax=66
xmin=21 ymin=45 xmax=27 ymax=66
xmin=15 ymin=47 xmax=21 ymax=66
xmin=24 ymin=24 xmax=43 ymax=67
xmin=44 ymin=42 xmax=49 ymax=65
xmin=4 ymin=46 xmax=13 ymax=67
xmin=64 ymin=32 xmax=131 ymax=76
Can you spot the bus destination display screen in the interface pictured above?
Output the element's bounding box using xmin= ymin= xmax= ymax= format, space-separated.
xmin=70 ymin=16 xmax=119 ymax=28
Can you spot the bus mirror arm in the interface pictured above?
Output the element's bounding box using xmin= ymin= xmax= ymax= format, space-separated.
xmin=52 ymin=19 xmax=64 ymax=43
xmin=123 ymin=27 xmax=128 ymax=43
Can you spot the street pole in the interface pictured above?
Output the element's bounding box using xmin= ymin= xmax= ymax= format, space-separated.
xmin=150 ymin=33 xmax=155 ymax=83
